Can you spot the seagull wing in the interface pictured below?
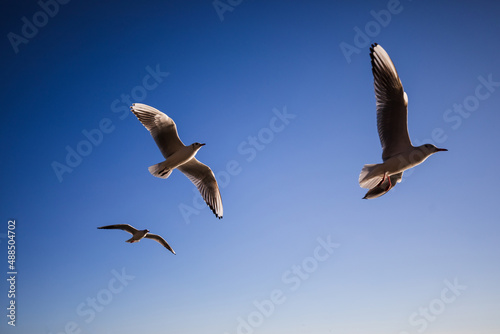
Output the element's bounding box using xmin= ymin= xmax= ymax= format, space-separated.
xmin=145 ymin=233 xmax=176 ymax=254
xmin=370 ymin=44 xmax=412 ymax=161
xmin=178 ymin=158 xmax=223 ymax=219
xmin=130 ymin=103 xmax=185 ymax=159
xmin=97 ymin=224 xmax=138 ymax=235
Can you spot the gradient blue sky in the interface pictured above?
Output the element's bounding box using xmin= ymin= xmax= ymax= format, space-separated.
xmin=1 ymin=0 xmax=500 ymax=333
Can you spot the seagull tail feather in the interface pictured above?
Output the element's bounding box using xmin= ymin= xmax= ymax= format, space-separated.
xmin=126 ymin=237 xmax=139 ymax=243
xmin=358 ymin=164 xmax=384 ymax=189
xmin=148 ymin=161 xmax=173 ymax=179
xmin=363 ymin=185 xmax=389 ymax=199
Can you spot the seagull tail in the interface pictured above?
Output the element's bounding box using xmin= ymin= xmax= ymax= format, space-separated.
xmin=148 ymin=161 xmax=173 ymax=179
xmin=126 ymin=237 xmax=139 ymax=243
xmin=362 ymin=172 xmax=403 ymax=199
xmin=358 ymin=164 xmax=384 ymax=189
xmin=363 ymin=184 xmax=389 ymax=199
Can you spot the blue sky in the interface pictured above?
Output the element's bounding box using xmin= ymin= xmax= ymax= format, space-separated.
xmin=1 ymin=0 xmax=500 ymax=333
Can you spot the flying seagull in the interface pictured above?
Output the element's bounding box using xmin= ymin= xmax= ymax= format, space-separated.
xmin=359 ymin=43 xmax=447 ymax=198
xmin=98 ymin=224 xmax=176 ymax=254
xmin=130 ymin=103 xmax=223 ymax=219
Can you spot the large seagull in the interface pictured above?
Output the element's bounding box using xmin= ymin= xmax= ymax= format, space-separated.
xmin=131 ymin=103 xmax=223 ymax=218
xmin=359 ymin=43 xmax=447 ymax=199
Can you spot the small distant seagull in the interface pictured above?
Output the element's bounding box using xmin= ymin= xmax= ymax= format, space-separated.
xmin=130 ymin=103 xmax=223 ymax=219
xmin=98 ymin=224 xmax=175 ymax=254
xmin=359 ymin=44 xmax=447 ymax=199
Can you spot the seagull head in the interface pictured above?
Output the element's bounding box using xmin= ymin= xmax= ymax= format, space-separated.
xmin=191 ymin=142 xmax=206 ymax=151
xmin=420 ymin=144 xmax=448 ymax=155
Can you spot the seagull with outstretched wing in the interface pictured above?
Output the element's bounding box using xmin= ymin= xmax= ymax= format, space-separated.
xmin=359 ymin=44 xmax=447 ymax=198
xmin=130 ymin=103 xmax=223 ymax=219
xmin=98 ymin=224 xmax=175 ymax=254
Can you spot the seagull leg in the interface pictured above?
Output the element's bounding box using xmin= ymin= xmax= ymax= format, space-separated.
xmin=377 ymin=172 xmax=387 ymax=187
xmin=386 ymin=174 xmax=392 ymax=191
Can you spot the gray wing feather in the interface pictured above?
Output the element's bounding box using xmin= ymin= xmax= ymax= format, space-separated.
xmin=145 ymin=234 xmax=176 ymax=254
xmin=130 ymin=103 xmax=185 ymax=159
xmin=178 ymin=158 xmax=223 ymax=219
xmin=97 ymin=224 xmax=138 ymax=235
xmin=370 ymin=44 xmax=412 ymax=161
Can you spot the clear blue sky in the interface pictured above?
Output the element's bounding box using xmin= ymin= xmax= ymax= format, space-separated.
xmin=1 ymin=0 xmax=500 ymax=333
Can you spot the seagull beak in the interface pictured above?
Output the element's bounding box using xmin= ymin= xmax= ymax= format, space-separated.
xmin=436 ymin=148 xmax=448 ymax=152
xmin=200 ymin=143 xmax=206 ymax=146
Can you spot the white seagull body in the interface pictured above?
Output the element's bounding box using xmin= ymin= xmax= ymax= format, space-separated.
xmin=130 ymin=103 xmax=223 ymax=218
xmin=359 ymin=44 xmax=447 ymax=198
xmin=98 ymin=224 xmax=176 ymax=254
